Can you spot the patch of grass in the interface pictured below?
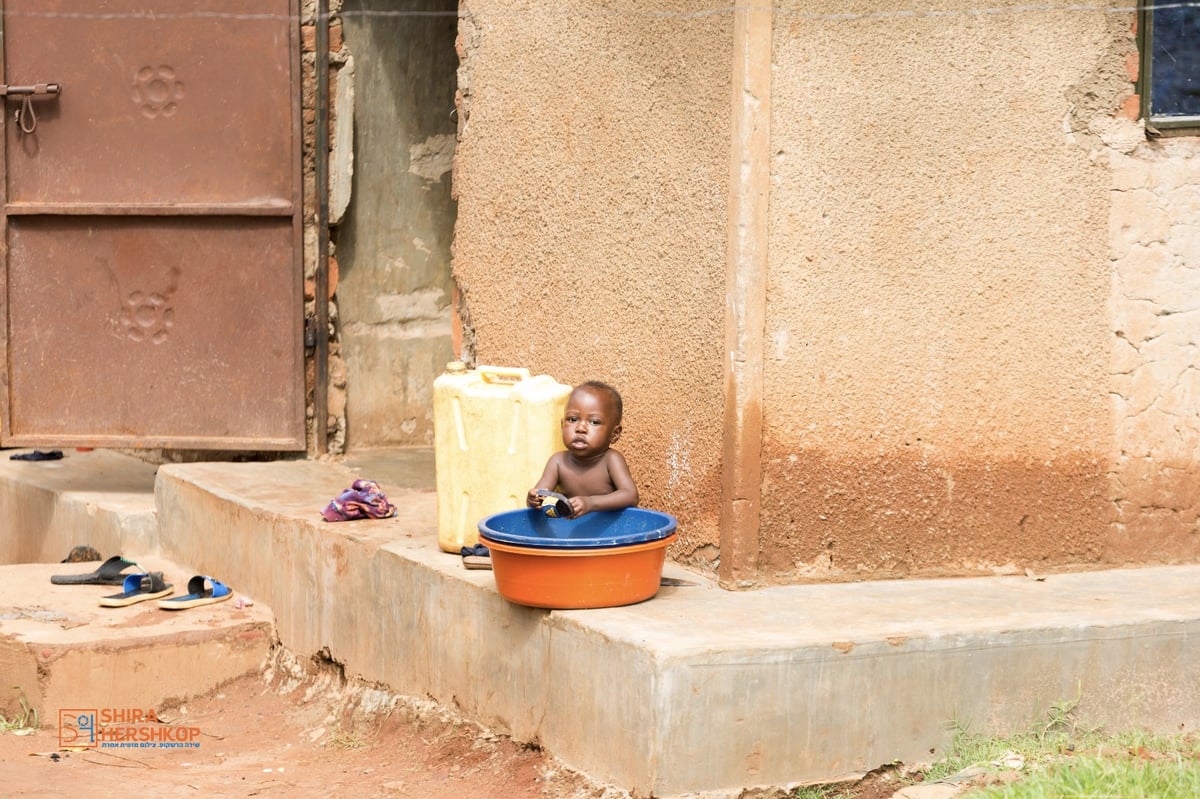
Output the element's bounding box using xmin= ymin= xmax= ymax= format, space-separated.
xmin=970 ymin=755 xmax=1200 ymax=798
xmin=925 ymin=695 xmax=1200 ymax=799
xmin=0 ymin=687 xmax=38 ymax=733
xmin=791 ymin=786 xmax=854 ymax=799
xmin=786 ymin=692 xmax=1200 ymax=798
xmin=921 ymin=689 xmax=1094 ymax=783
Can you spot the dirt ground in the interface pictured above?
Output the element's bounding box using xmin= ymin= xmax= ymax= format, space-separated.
xmin=0 ymin=648 xmax=626 ymax=799
xmin=0 ymin=670 xmax=940 ymax=799
xmin=0 ymin=644 xmax=984 ymax=799
xmin=4 ymin=663 xmax=1188 ymax=799
xmin=0 ymin=660 xmax=1013 ymax=799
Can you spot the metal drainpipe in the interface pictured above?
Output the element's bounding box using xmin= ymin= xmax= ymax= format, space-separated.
xmin=313 ymin=0 xmax=331 ymax=455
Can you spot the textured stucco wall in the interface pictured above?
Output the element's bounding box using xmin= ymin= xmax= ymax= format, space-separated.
xmin=452 ymin=1 xmax=732 ymax=569
xmin=761 ymin=3 xmax=1125 ymax=580
xmin=451 ymin=2 xmax=1200 ymax=584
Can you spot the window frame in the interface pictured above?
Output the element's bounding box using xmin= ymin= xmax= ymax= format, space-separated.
xmin=1138 ymin=1 xmax=1200 ymax=133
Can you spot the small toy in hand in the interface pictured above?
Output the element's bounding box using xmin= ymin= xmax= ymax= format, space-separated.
xmin=536 ymin=489 xmax=573 ymax=518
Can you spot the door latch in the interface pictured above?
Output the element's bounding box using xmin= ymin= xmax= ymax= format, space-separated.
xmin=0 ymin=82 xmax=61 ymax=134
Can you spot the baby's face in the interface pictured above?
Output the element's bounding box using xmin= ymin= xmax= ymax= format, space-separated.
xmin=561 ymin=388 xmax=621 ymax=457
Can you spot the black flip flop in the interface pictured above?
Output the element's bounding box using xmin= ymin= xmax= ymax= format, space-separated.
xmin=460 ymin=544 xmax=492 ymax=570
xmin=50 ymin=555 xmax=138 ymax=585
xmin=10 ymin=449 xmax=63 ymax=461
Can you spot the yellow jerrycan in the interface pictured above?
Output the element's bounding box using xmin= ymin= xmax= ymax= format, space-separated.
xmin=434 ymin=362 xmax=571 ymax=552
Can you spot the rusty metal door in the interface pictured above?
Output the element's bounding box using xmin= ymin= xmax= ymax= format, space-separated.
xmin=0 ymin=0 xmax=305 ymax=450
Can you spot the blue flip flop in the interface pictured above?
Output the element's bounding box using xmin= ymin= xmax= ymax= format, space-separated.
xmin=156 ymin=575 xmax=232 ymax=610
xmin=99 ymin=572 xmax=174 ymax=607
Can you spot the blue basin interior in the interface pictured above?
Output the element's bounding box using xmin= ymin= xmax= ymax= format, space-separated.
xmin=479 ymin=507 xmax=677 ymax=549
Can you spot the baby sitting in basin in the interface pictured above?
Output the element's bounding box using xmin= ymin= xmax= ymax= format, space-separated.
xmin=526 ymin=380 xmax=639 ymax=518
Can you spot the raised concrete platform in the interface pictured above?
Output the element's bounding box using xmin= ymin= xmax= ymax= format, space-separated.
xmin=3 ymin=448 xmax=1200 ymax=797
xmin=0 ymin=449 xmax=159 ymax=564
xmin=0 ymin=559 xmax=274 ymax=726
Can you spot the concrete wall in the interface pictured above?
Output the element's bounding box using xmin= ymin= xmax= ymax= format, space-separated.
xmin=336 ymin=0 xmax=459 ymax=448
xmin=1108 ymin=141 xmax=1200 ymax=559
xmin=449 ymin=4 xmax=1199 ymax=585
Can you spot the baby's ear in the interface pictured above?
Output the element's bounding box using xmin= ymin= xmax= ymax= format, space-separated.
xmin=610 ymin=423 xmax=622 ymax=444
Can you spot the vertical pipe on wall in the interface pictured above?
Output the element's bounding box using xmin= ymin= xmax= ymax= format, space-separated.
xmin=314 ymin=0 xmax=331 ymax=455
xmin=719 ymin=0 xmax=771 ymax=588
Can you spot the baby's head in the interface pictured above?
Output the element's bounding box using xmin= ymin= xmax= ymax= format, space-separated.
xmin=575 ymin=381 xmax=622 ymax=425
xmin=562 ymin=381 xmax=624 ymax=454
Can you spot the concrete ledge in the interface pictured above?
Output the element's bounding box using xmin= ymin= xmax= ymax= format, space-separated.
xmin=4 ymin=451 xmax=1199 ymax=796
xmin=151 ymin=456 xmax=1200 ymax=797
xmin=0 ymin=449 xmax=158 ymax=564
xmin=0 ymin=560 xmax=274 ymax=726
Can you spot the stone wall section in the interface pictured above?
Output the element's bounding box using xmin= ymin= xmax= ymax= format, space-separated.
xmin=332 ymin=1 xmax=458 ymax=449
xmin=300 ymin=1 xmax=350 ymax=455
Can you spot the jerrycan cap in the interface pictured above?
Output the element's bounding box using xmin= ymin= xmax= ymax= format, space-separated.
xmin=444 ymin=360 xmax=467 ymax=374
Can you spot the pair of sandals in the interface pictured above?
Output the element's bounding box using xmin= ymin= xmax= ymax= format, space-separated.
xmin=51 ymin=555 xmax=233 ymax=610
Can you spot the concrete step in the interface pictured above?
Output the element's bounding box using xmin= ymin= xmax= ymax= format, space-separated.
xmin=3 ymin=448 xmax=1199 ymax=797
xmin=150 ymin=453 xmax=1200 ymax=797
xmin=0 ymin=559 xmax=274 ymax=730
xmin=0 ymin=449 xmax=158 ymax=564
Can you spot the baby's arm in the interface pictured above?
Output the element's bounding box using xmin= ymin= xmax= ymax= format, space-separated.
xmin=570 ymin=450 xmax=639 ymax=516
xmin=527 ymin=453 xmax=563 ymax=508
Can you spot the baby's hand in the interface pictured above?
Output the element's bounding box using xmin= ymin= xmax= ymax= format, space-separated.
xmin=569 ymin=496 xmax=589 ymax=517
xmin=526 ymin=489 xmax=542 ymax=508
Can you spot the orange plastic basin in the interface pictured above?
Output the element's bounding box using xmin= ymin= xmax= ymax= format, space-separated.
xmin=482 ymin=533 xmax=677 ymax=609
xmin=478 ymin=508 xmax=679 ymax=609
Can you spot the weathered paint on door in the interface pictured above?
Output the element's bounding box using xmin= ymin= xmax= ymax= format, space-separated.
xmin=0 ymin=0 xmax=305 ymax=449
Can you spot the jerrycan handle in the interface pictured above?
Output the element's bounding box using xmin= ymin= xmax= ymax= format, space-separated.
xmin=477 ymin=365 xmax=531 ymax=385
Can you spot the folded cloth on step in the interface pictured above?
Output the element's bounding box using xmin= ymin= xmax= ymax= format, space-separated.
xmin=321 ymin=478 xmax=397 ymax=522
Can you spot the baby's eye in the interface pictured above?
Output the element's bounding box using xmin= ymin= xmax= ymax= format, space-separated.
xmin=565 ymin=415 xmax=579 ymax=423
xmin=590 ymin=419 xmax=602 ymax=426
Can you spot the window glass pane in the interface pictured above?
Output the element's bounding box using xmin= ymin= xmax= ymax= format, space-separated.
xmin=1150 ymin=4 xmax=1200 ymax=119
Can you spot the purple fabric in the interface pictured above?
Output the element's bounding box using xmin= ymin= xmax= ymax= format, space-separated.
xmin=321 ymin=478 xmax=397 ymax=522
